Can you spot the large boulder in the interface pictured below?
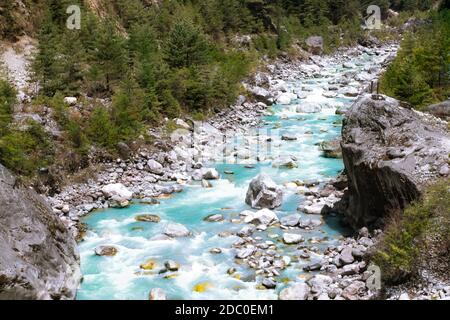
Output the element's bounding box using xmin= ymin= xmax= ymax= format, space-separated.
xmin=305 ymin=36 xmax=323 ymax=55
xmin=245 ymin=174 xmax=283 ymax=209
xmin=338 ymin=94 xmax=450 ymax=229
xmin=424 ymin=100 xmax=450 ymax=120
xmin=0 ymin=164 xmax=81 ymax=300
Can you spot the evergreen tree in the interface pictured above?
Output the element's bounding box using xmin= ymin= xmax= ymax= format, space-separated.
xmin=89 ymin=20 xmax=127 ymax=94
xmin=164 ymin=21 xmax=210 ymax=69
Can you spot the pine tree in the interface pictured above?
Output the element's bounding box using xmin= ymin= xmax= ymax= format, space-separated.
xmin=0 ymin=80 xmax=16 ymax=136
xmin=164 ymin=21 xmax=210 ymax=69
xmin=87 ymin=106 xmax=118 ymax=148
xmin=90 ymin=20 xmax=127 ymax=94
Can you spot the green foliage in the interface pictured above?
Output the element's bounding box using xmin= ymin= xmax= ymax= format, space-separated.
xmin=0 ymin=80 xmax=16 ymax=135
xmin=380 ymin=10 xmax=450 ymax=108
xmin=373 ymin=179 xmax=450 ymax=285
xmin=87 ymin=106 xmax=118 ymax=149
xmin=0 ymin=120 xmax=54 ymax=176
xmin=25 ymin=0 xmax=443 ymax=161
xmin=164 ymin=21 xmax=210 ymax=68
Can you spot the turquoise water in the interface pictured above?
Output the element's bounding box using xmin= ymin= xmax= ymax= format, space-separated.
xmin=77 ymin=53 xmax=385 ymax=300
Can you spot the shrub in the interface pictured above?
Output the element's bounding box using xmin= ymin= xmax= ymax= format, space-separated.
xmin=372 ymin=179 xmax=450 ymax=285
xmin=0 ymin=79 xmax=16 ymax=135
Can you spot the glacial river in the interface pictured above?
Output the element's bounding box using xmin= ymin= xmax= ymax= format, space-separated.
xmin=77 ymin=49 xmax=392 ymax=300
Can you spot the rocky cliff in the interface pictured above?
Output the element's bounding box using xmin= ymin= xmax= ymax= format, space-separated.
xmin=339 ymin=94 xmax=450 ymax=229
xmin=0 ymin=164 xmax=80 ymax=300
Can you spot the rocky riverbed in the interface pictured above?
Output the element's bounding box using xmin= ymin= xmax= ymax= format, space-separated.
xmin=44 ymin=42 xmax=450 ymax=301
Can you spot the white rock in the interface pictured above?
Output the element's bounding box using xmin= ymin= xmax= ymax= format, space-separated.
xmin=244 ymin=208 xmax=278 ymax=225
xmin=283 ymin=233 xmax=304 ymax=245
xmin=164 ymin=223 xmax=191 ymax=237
xmin=279 ymin=283 xmax=310 ymax=300
xmin=101 ymin=183 xmax=133 ymax=201
xmin=147 ymin=159 xmax=164 ymax=175
xmin=63 ymin=97 xmax=77 ymax=105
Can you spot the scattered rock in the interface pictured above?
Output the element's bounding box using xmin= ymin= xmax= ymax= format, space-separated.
xmin=164 ymin=223 xmax=191 ymax=238
xmin=135 ymin=214 xmax=161 ymax=223
xmin=279 ymin=283 xmax=310 ymax=300
xmin=283 ymin=233 xmax=304 ymax=245
xmin=245 ymin=174 xmax=283 ymax=209
xmin=95 ymin=246 xmax=118 ymax=257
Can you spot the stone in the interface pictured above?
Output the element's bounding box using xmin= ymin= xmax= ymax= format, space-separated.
xmin=204 ymin=214 xmax=224 ymax=222
xmin=282 ymin=233 xmax=304 ymax=245
xmin=0 ymin=164 xmax=80 ymax=300
xmin=149 ymin=288 xmax=167 ymax=300
xmin=95 ymin=246 xmax=118 ymax=257
xmin=101 ymin=183 xmax=133 ymax=201
xmin=210 ymin=248 xmax=222 ymax=254
xmin=244 ymin=208 xmax=278 ymax=225
xmin=305 ymin=36 xmax=323 ymax=55
xmin=280 ymin=214 xmax=301 ymax=227
xmin=307 ymin=275 xmax=333 ymax=295
xmin=424 ymin=100 xmax=450 ymax=120
xmin=236 ymin=247 xmax=255 ymax=259
xmin=135 ymin=214 xmax=161 ymax=223
xmin=339 ymin=247 xmax=355 ymax=266
xmin=164 ymin=260 xmax=180 ymax=271
xmin=63 ymin=97 xmax=77 ymax=105
xmin=140 ymin=259 xmax=157 ymax=270
xmin=147 ymin=159 xmax=164 ymax=175
xmin=336 ymin=94 xmax=450 ymax=230
xmin=245 ymin=174 xmax=283 ymax=209
xmin=272 ymin=156 xmax=298 ymax=169
xmin=262 ymin=278 xmax=277 ymax=289
xmin=201 ymin=179 xmax=212 ymax=188
xmin=237 ymin=225 xmax=256 ymax=237
xmin=319 ymin=139 xmax=342 ymax=159
xmin=281 ymin=134 xmax=298 ymax=141
xmin=279 ymin=283 xmax=310 ymax=300
xmin=342 ymin=281 xmax=367 ymax=300
xmin=164 ymin=223 xmax=191 ymax=238
xmin=303 ymin=263 xmax=322 ymax=272
xmin=248 ymin=86 xmax=274 ymax=105
xmin=302 ymin=202 xmax=325 ymax=215
xmin=202 ymin=168 xmax=220 ymax=180
xmin=62 ymin=205 xmax=70 ymax=214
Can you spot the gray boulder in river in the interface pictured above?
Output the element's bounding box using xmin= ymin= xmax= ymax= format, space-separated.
xmin=246 ymin=174 xmax=283 ymax=209
xmin=339 ymin=94 xmax=450 ymax=229
xmin=0 ymin=164 xmax=81 ymax=300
